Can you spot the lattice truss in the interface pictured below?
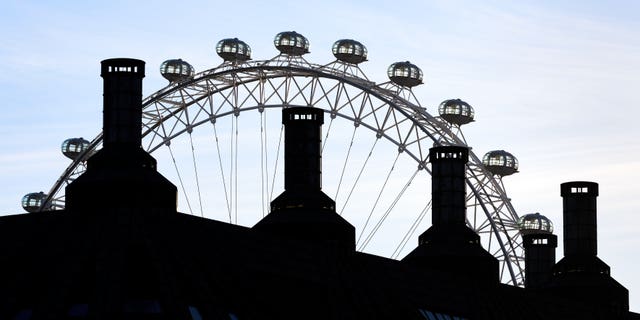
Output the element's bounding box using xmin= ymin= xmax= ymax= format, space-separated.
xmin=42 ymin=56 xmax=525 ymax=286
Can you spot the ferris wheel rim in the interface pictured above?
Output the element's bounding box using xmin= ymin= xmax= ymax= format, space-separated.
xmin=42 ymin=58 xmax=524 ymax=285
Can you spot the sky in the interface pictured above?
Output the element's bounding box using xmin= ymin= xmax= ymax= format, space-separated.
xmin=1 ymin=0 xmax=639 ymax=311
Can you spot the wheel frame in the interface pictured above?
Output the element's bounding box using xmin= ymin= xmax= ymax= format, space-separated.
xmin=41 ymin=55 xmax=525 ymax=285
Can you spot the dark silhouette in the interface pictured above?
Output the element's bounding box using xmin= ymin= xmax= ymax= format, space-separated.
xmin=521 ymin=212 xmax=557 ymax=289
xmin=403 ymin=146 xmax=499 ymax=284
xmin=253 ymin=107 xmax=355 ymax=249
xmin=550 ymin=182 xmax=629 ymax=316
xmin=0 ymin=58 xmax=637 ymax=319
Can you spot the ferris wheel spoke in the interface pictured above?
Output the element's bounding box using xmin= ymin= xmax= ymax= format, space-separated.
xmin=259 ymin=111 xmax=271 ymax=217
xmin=167 ymin=144 xmax=194 ymax=215
xmin=227 ymin=113 xmax=236 ymax=222
xmin=212 ymin=122 xmax=232 ymax=223
xmin=334 ymin=127 xmax=358 ymax=202
xmin=487 ymin=224 xmax=495 ymax=252
xmin=338 ymin=138 xmax=379 ymax=215
xmin=188 ymin=133 xmax=204 ymax=217
xmin=356 ymin=152 xmax=401 ymax=247
xmin=179 ymin=93 xmax=205 ymax=218
xmin=499 ymin=257 xmax=508 ymax=281
xmin=470 ymin=196 xmax=479 ymax=230
xmin=321 ymin=116 xmax=334 ymax=153
xmin=359 ymin=169 xmax=419 ymax=252
xmin=233 ymin=115 xmax=239 ymax=224
xmin=268 ymin=124 xmax=284 ymax=204
xmin=259 ymin=112 xmax=266 ymax=217
xmin=391 ymin=199 xmax=431 ymax=260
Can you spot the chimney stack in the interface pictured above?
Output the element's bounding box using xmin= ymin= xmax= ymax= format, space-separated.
xmin=403 ymin=146 xmax=498 ymax=284
xmin=560 ymin=181 xmax=598 ymax=257
xmin=519 ymin=213 xmax=557 ymax=289
xmin=65 ymin=58 xmax=177 ymax=211
xmin=552 ymin=181 xmax=607 ymax=276
xmin=430 ymin=146 xmax=468 ymax=227
xmin=551 ymin=181 xmax=628 ymax=314
xmin=269 ymin=107 xmax=334 ymax=212
xmin=101 ymin=58 xmax=145 ymax=148
xmin=282 ymin=107 xmax=324 ymax=199
xmin=253 ymin=107 xmax=354 ymax=249
xmin=523 ymin=233 xmax=557 ymax=289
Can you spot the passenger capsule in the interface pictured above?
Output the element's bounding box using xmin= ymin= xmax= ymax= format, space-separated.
xmin=216 ymin=38 xmax=252 ymax=62
xmin=274 ymin=31 xmax=309 ymax=56
xmin=482 ymin=150 xmax=519 ymax=176
xmin=517 ymin=212 xmax=553 ymax=235
xmin=438 ymin=99 xmax=475 ymax=125
xmin=160 ymin=59 xmax=195 ymax=82
xmin=387 ymin=61 xmax=423 ymax=87
xmin=21 ymin=192 xmax=47 ymax=213
xmin=61 ymin=138 xmax=91 ymax=160
xmin=332 ymin=39 xmax=367 ymax=64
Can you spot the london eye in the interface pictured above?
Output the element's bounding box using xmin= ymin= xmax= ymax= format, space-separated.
xmin=26 ymin=31 xmax=526 ymax=286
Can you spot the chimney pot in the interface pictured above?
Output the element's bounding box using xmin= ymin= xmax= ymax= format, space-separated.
xmin=429 ymin=146 xmax=469 ymax=226
xmin=560 ymin=181 xmax=598 ymax=257
xmin=101 ymin=58 xmax=146 ymax=148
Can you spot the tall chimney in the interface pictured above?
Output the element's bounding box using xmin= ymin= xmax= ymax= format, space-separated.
xmin=269 ymin=107 xmax=334 ymax=212
xmin=430 ymin=146 xmax=468 ymax=227
xmin=253 ymin=107 xmax=354 ymax=249
xmin=523 ymin=233 xmax=557 ymax=289
xmin=551 ymin=181 xmax=629 ymax=314
xmin=282 ymin=107 xmax=323 ymax=194
xmin=403 ymin=146 xmax=498 ymax=284
xmin=560 ymin=181 xmax=598 ymax=257
xmin=101 ymin=58 xmax=145 ymax=148
xmin=519 ymin=212 xmax=557 ymax=289
xmin=65 ymin=58 xmax=177 ymax=211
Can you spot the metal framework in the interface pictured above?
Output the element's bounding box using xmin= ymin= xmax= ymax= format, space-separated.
xmin=41 ymin=53 xmax=525 ymax=285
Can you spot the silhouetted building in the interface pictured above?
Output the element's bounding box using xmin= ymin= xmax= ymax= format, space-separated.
xmin=519 ymin=212 xmax=557 ymax=289
xmin=402 ymin=146 xmax=498 ymax=285
xmin=0 ymin=58 xmax=637 ymax=319
xmin=550 ymin=182 xmax=629 ymax=317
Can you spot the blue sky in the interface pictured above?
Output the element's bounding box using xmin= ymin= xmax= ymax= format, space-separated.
xmin=1 ymin=0 xmax=639 ymax=310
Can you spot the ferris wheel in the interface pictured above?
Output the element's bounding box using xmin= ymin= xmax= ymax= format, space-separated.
xmin=23 ymin=31 xmax=526 ymax=286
